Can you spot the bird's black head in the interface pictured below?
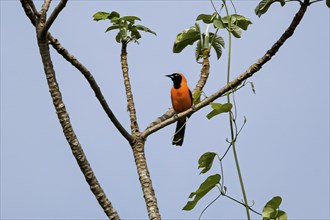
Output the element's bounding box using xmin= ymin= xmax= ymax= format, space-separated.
xmin=166 ymin=73 xmax=182 ymax=89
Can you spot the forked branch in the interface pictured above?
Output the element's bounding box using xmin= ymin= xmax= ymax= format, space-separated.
xmin=20 ymin=0 xmax=132 ymax=144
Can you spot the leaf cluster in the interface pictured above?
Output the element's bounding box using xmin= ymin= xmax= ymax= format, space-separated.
xmin=262 ymin=196 xmax=287 ymax=220
xmin=93 ymin=11 xmax=156 ymax=44
xmin=173 ymin=12 xmax=251 ymax=61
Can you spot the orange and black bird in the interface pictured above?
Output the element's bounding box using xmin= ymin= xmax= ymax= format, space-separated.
xmin=166 ymin=73 xmax=193 ymax=146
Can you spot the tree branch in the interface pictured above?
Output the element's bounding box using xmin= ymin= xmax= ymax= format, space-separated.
xmin=22 ymin=1 xmax=121 ymax=218
xmin=132 ymin=138 xmax=161 ymax=220
xmin=119 ymin=42 xmax=160 ymax=218
xmin=121 ymin=43 xmax=140 ymax=134
xmin=21 ymin=0 xmax=133 ymax=144
xmin=36 ymin=36 xmax=120 ymax=220
xmin=37 ymin=0 xmax=51 ymax=38
xmin=193 ymin=49 xmax=211 ymax=94
xmin=48 ymin=34 xmax=134 ymax=144
xmin=142 ymin=0 xmax=309 ymax=138
xmin=39 ymin=0 xmax=68 ymax=38
xmin=20 ymin=0 xmax=37 ymax=25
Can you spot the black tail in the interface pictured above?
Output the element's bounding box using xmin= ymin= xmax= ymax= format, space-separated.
xmin=172 ymin=118 xmax=186 ymax=146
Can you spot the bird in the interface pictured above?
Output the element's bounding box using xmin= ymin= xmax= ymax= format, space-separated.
xmin=166 ymin=72 xmax=193 ymax=146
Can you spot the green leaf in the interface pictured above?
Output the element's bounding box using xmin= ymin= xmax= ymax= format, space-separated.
xmin=93 ymin=12 xmax=111 ymax=21
xmin=108 ymin=11 xmax=121 ymax=20
xmin=195 ymin=40 xmax=202 ymax=61
xmin=249 ymin=82 xmax=256 ymax=94
xmin=135 ymin=25 xmax=157 ymax=35
xmin=188 ymin=192 xmax=195 ymax=199
xmin=115 ymin=31 xmax=122 ymax=43
xmin=182 ymin=174 xmax=221 ymax=211
xmin=230 ymin=14 xmax=252 ymax=31
xmin=231 ymin=23 xmax=242 ymax=38
xmin=206 ymin=102 xmax=232 ymax=119
xmin=255 ymin=0 xmax=285 ymax=17
xmin=105 ymin=25 xmax=120 ymax=32
xmin=196 ymin=13 xmax=216 ymax=24
xmin=198 ymin=152 xmax=217 ymax=174
xmin=192 ymin=89 xmax=202 ymax=105
xmin=327 ymin=0 xmax=330 ymax=8
xmin=131 ymin=28 xmax=142 ymax=40
xmin=111 ymin=16 xmax=121 ymax=23
xmin=173 ymin=25 xmax=201 ymax=53
xmin=213 ymin=17 xmax=225 ymax=29
xmin=121 ymin=16 xmax=141 ymax=24
xmin=262 ymin=196 xmax=283 ymax=219
xmin=210 ymin=34 xmax=224 ymax=59
xmin=277 ymin=210 xmax=288 ymax=220
xmin=216 ymin=15 xmax=251 ymax=38
xmin=93 ymin=11 xmax=120 ymax=21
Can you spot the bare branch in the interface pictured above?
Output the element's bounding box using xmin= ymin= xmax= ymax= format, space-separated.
xmin=193 ymin=50 xmax=210 ymax=94
xmin=39 ymin=0 xmax=51 ymax=20
xmin=20 ymin=0 xmax=37 ymax=25
xmin=121 ymin=43 xmax=140 ymax=134
xmin=36 ymin=36 xmax=120 ymax=220
xmin=132 ymin=138 xmax=161 ymax=220
xmin=40 ymin=0 xmax=68 ymax=38
xmin=47 ymin=34 xmax=134 ymax=144
xmin=27 ymin=0 xmax=39 ymax=17
xmin=142 ymin=0 xmax=309 ymax=138
xmin=21 ymin=1 xmax=121 ymax=218
xmin=21 ymin=0 xmax=132 ymax=143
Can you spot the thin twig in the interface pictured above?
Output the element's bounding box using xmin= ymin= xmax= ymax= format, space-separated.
xmin=222 ymin=193 xmax=262 ymax=216
xmin=198 ymin=193 xmax=222 ymax=220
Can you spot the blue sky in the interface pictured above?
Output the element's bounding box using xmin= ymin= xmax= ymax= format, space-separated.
xmin=1 ymin=1 xmax=329 ymax=219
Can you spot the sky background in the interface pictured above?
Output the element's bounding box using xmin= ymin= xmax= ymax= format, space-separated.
xmin=1 ymin=0 xmax=329 ymax=219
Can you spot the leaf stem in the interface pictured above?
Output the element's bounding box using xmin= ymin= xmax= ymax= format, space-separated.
xmin=222 ymin=0 xmax=251 ymax=219
xmin=198 ymin=193 xmax=222 ymax=220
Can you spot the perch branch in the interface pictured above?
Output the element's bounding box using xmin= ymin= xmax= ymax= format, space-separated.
xmin=142 ymin=0 xmax=309 ymax=138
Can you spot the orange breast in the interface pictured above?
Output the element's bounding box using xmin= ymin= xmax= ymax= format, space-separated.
xmin=171 ymin=85 xmax=192 ymax=113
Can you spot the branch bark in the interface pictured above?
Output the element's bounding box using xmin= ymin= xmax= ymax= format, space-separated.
xmin=21 ymin=0 xmax=120 ymax=219
xmin=121 ymin=43 xmax=140 ymax=135
xmin=193 ymin=49 xmax=210 ymax=94
xmin=120 ymin=42 xmax=161 ymax=218
xmin=41 ymin=0 xmax=68 ymax=38
xmin=142 ymin=0 xmax=309 ymax=138
xmin=132 ymin=137 xmax=161 ymax=220
xmin=36 ymin=36 xmax=120 ymax=220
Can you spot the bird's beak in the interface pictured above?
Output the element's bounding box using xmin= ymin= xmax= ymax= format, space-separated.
xmin=165 ymin=74 xmax=173 ymax=79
